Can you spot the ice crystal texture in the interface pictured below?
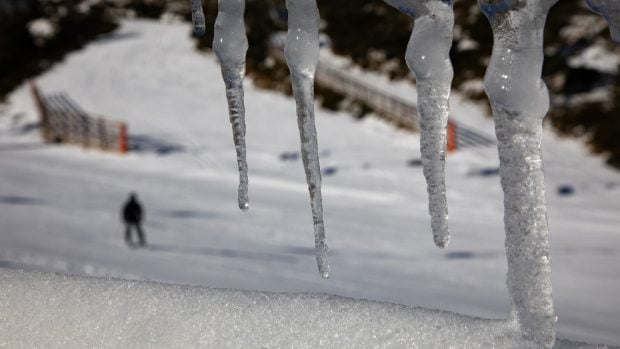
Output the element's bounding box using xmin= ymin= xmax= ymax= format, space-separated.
xmin=213 ymin=0 xmax=250 ymax=212
xmin=190 ymin=0 xmax=206 ymax=36
xmin=479 ymin=0 xmax=558 ymax=347
xmin=0 ymin=269 xmax=606 ymax=348
xmin=383 ymin=0 xmax=455 ymax=248
xmin=586 ymin=0 xmax=620 ymax=43
xmin=284 ymin=0 xmax=329 ymax=278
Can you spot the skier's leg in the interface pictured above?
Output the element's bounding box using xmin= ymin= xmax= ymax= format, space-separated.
xmin=137 ymin=224 xmax=146 ymax=247
xmin=124 ymin=224 xmax=133 ymax=246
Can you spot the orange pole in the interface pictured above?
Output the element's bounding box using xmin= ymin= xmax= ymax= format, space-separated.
xmin=447 ymin=120 xmax=457 ymax=153
xmin=119 ymin=123 xmax=129 ymax=154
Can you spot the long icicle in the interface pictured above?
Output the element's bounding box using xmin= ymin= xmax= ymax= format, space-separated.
xmin=284 ymin=0 xmax=329 ymax=278
xmin=190 ymin=0 xmax=206 ymax=36
xmin=384 ymin=0 xmax=455 ymax=248
xmin=585 ymin=0 xmax=620 ymax=42
xmin=213 ymin=0 xmax=250 ymax=212
xmin=479 ymin=0 xmax=558 ymax=347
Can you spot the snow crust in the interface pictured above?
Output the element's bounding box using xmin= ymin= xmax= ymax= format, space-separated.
xmin=0 ymin=269 xmax=612 ymax=349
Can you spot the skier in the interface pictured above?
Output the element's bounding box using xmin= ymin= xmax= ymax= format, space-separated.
xmin=122 ymin=193 xmax=146 ymax=247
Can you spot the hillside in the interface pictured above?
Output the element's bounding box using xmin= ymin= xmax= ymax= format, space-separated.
xmin=0 ymin=20 xmax=619 ymax=345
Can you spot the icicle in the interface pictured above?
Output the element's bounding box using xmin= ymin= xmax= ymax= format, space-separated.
xmin=383 ymin=0 xmax=455 ymax=248
xmin=586 ymin=0 xmax=620 ymax=43
xmin=213 ymin=0 xmax=250 ymax=212
xmin=478 ymin=0 xmax=557 ymax=347
xmin=284 ymin=0 xmax=329 ymax=278
xmin=190 ymin=0 xmax=206 ymax=36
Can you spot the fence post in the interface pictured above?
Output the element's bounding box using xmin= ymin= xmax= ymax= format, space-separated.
xmin=82 ymin=116 xmax=90 ymax=148
xmin=118 ymin=122 xmax=129 ymax=154
xmin=29 ymin=81 xmax=51 ymax=142
xmin=447 ymin=120 xmax=457 ymax=153
xmin=97 ymin=118 xmax=106 ymax=150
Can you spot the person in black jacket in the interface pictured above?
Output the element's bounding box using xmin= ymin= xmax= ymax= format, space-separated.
xmin=122 ymin=193 xmax=146 ymax=247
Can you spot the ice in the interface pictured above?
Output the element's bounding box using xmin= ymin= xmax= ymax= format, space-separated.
xmin=0 ymin=269 xmax=608 ymax=348
xmin=383 ymin=0 xmax=455 ymax=248
xmin=586 ymin=0 xmax=620 ymax=43
xmin=213 ymin=0 xmax=250 ymax=212
xmin=479 ymin=0 xmax=558 ymax=347
xmin=190 ymin=0 xmax=206 ymax=37
xmin=284 ymin=0 xmax=329 ymax=278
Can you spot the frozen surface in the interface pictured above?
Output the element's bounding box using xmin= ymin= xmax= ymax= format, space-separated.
xmin=213 ymin=0 xmax=250 ymax=212
xmin=0 ymin=269 xmax=613 ymax=348
xmin=384 ymin=0 xmax=455 ymax=248
xmin=284 ymin=0 xmax=329 ymax=278
xmin=0 ymin=20 xmax=620 ymax=346
xmin=480 ymin=0 xmax=558 ymax=346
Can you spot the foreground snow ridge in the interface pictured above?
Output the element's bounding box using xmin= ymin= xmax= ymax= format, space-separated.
xmin=0 ymin=269 xmax=609 ymax=348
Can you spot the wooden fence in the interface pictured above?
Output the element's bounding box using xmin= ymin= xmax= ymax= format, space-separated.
xmin=30 ymin=82 xmax=128 ymax=153
xmin=266 ymin=40 xmax=498 ymax=152
xmin=315 ymin=62 xmax=419 ymax=131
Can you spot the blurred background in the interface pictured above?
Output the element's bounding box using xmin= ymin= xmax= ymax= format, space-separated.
xmin=2 ymin=0 xmax=619 ymax=166
xmin=1 ymin=0 xmax=619 ymax=345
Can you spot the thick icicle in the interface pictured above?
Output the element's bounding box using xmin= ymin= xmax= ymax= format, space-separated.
xmin=284 ymin=0 xmax=329 ymax=278
xmin=213 ymin=0 xmax=250 ymax=212
xmin=478 ymin=0 xmax=557 ymax=347
xmin=383 ymin=0 xmax=455 ymax=248
xmin=586 ymin=0 xmax=620 ymax=43
xmin=190 ymin=0 xmax=206 ymax=36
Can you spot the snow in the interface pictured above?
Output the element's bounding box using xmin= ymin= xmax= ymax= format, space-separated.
xmin=27 ymin=18 xmax=56 ymax=40
xmin=0 ymin=19 xmax=619 ymax=346
xmin=0 ymin=268 xmax=611 ymax=348
xmin=568 ymin=45 xmax=620 ymax=74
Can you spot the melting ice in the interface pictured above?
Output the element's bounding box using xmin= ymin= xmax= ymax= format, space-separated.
xmin=209 ymin=0 xmax=329 ymax=277
xmin=586 ymin=0 xmax=620 ymax=42
xmin=190 ymin=0 xmax=206 ymax=36
xmin=203 ymin=1 xmax=619 ymax=339
xmin=478 ymin=0 xmax=558 ymax=347
xmin=284 ymin=0 xmax=329 ymax=278
xmin=213 ymin=0 xmax=250 ymax=212
xmin=383 ymin=0 xmax=455 ymax=248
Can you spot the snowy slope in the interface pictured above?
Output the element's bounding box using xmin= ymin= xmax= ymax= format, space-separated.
xmin=0 ymin=20 xmax=619 ymax=345
xmin=0 ymin=269 xmax=611 ymax=349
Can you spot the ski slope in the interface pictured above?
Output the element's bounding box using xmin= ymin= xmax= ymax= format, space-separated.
xmin=0 ymin=19 xmax=619 ymax=346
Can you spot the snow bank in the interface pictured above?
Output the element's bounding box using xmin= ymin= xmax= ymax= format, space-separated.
xmin=0 ymin=269 xmax=611 ymax=348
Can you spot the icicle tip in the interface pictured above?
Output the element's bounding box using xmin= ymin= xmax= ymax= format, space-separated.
xmin=193 ymin=28 xmax=206 ymax=37
xmin=319 ymin=267 xmax=329 ymax=279
xmin=316 ymin=243 xmax=330 ymax=279
xmin=434 ymin=234 xmax=450 ymax=249
xmin=239 ymin=201 xmax=249 ymax=212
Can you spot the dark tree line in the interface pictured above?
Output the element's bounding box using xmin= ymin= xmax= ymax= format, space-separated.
xmin=0 ymin=0 xmax=118 ymax=98
xmin=318 ymin=0 xmax=620 ymax=167
xmin=2 ymin=0 xmax=618 ymax=167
